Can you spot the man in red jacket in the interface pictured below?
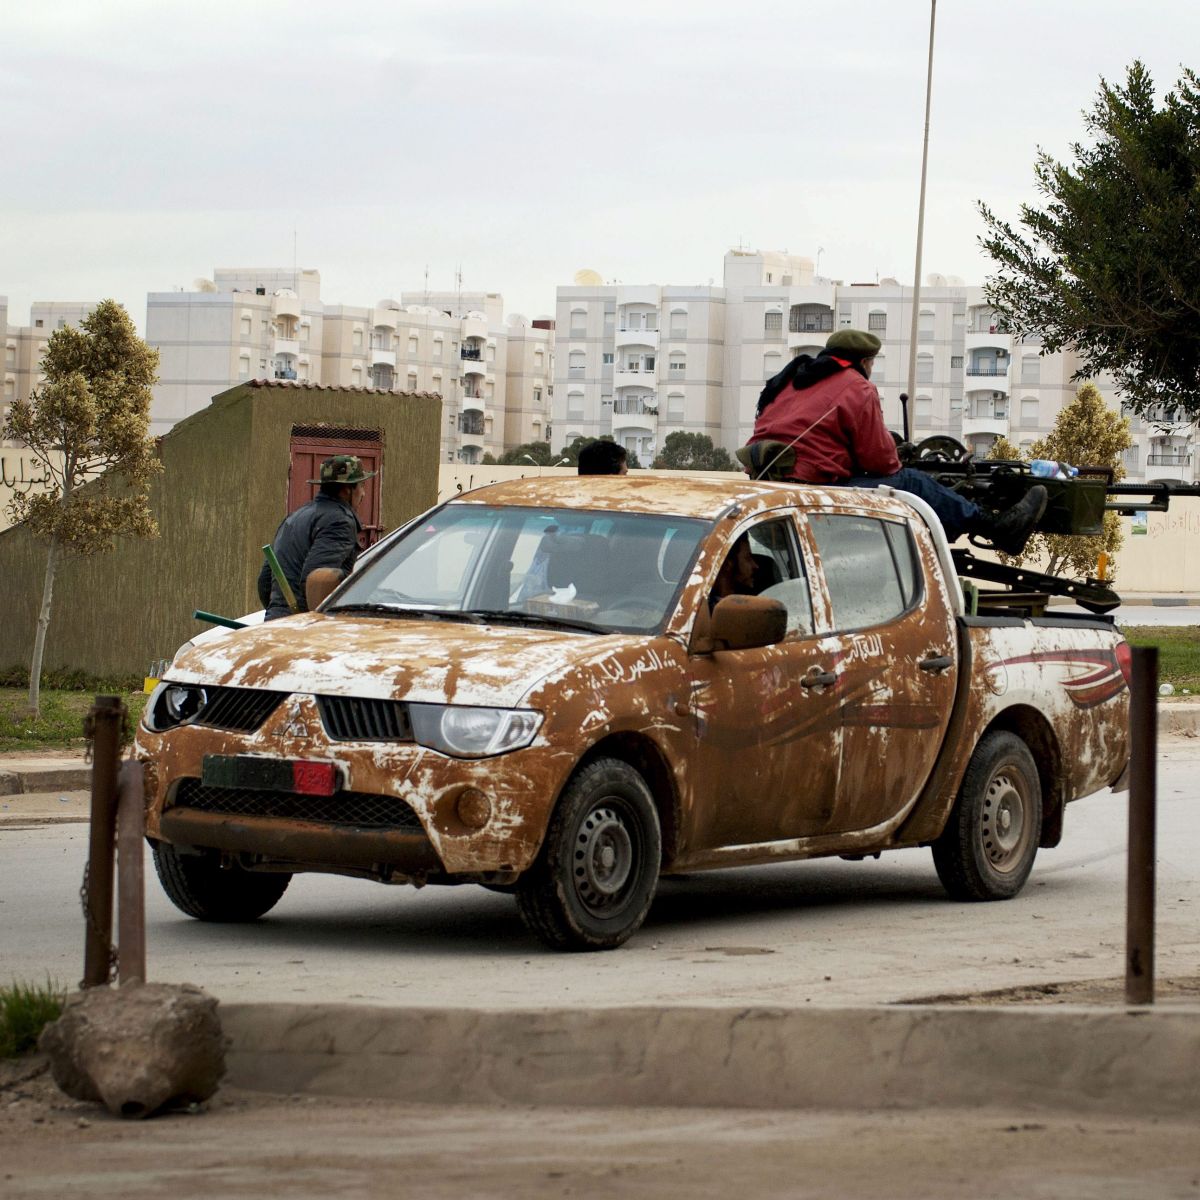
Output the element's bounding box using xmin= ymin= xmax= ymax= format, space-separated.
xmin=748 ymin=329 xmax=1046 ymax=554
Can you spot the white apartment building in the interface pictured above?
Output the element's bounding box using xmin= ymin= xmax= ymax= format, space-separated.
xmin=147 ymin=272 xmax=554 ymax=463
xmin=553 ymin=249 xmax=1190 ymax=482
xmin=3 ymin=299 xmax=98 ymax=447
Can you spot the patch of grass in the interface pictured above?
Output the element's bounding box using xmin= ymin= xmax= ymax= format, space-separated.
xmin=1119 ymin=625 xmax=1200 ymax=693
xmin=0 ymin=687 xmax=147 ymax=752
xmin=0 ymin=979 xmax=66 ymax=1058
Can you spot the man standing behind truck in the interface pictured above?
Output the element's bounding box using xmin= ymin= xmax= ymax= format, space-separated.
xmin=257 ymin=455 xmax=373 ymax=620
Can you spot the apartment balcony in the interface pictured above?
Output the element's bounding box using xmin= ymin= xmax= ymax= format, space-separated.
xmin=966 ymin=372 xmax=1009 ymax=399
xmin=372 ymin=306 xmax=399 ymax=331
xmin=461 ymin=394 xmax=485 ymax=413
xmin=461 ymin=315 xmax=487 ymax=341
xmin=965 ymin=330 xmax=1012 ymax=354
xmin=615 ymin=328 xmax=658 ymax=349
xmin=370 ymin=346 xmax=396 ymax=368
xmin=614 ymin=366 xmax=655 ymax=388
xmin=961 ymin=413 xmax=1010 ymax=439
xmin=458 ymin=415 xmax=485 ymax=437
xmin=273 ymin=336 xmax=300 ymax=358
xmin=613 ymin=413 xmax=657 ymax=434
xmin=1145 ymin=453 xmax=1193 ymax=483
xmin=272 ymin=293 xmax=302 ymax=320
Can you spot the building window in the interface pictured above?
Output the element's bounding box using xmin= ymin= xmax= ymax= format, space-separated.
xmin=670 ymin=309 xmax=687 ymax=336
xmin=916 ymin=354 xmax=934 ymax=384
xmin=764 ymin=351 xmax=782 ymax=380
xmin=567 ymin=391 xmax=585 ymax=419
xmin=486 ymin=345 xmax=495 ymax=362
xmin=872 ymin=356 xmax=885 ymax=381
xmin=570 ymin=308 xmax=587 ymax=335
xmin=434 ymin=336 xmax=444 ymax=359
xmin=407 ymin=371 xmax=418 ymax=391
xmin=432 ymin=373 xmax=442 ymax=393
xmin=951 ymin=355 xmax=963 ymax=369
xmin=1021 ymin=397 xmax=1039 ymax=424
xmin=534 ymin=348 xmax=544 ymax=367
xmin=352 ymin=365 xmax=362 ymax=385
xmin=34 ymin=319 xmax=43 ymax=328
xmin=918 ymin=310 xmax=935 ymax=342
xmin=4 ymin=346 xmax=14 ymax=366
xmin=764 ymin=311 xmax=783 ymax=334
xmin=667 ymin=392 xmax=685 ymax=420
xmin=533 ymin=387 xmax=542 ymax=404
xmin=669 ymin=352 xmax=686 ymax=374
xmin=238 ymin=353 xmax=250 ymax=379
xmin=568 ymin=350 xmax=586 ymax=378
xmin=868 ymin=312 xmax=886 ymax=332
xmin=240 ymin=316 xmax=252 ymax=337
xmin=1021 ymin=355 xmax=1041 ymax=385
xmin=602 ymin=352 xmax=614 ymax=366
xmin=353 ymin=329 xmax=363 ymax=349
xmin=839 ymin=307 xmax=852 ymax=327
xmin=914 ymin=396 xmax=933 ymax=427
xmin=408 ymin=336 xmax=419 ymax=357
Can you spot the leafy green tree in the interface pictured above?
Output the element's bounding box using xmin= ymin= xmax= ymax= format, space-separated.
xmin=989 ymin=382 xmax=1132 ymax=579
xmin=498 ymin=441 xmax=554 ymax=466
xmin=2 ymin=301 xmax=161 ymax=715
xmin=651 ymin=432 xmax=738 ymax=471
xmin=979 ymin=62 xmax=1200 ymax=419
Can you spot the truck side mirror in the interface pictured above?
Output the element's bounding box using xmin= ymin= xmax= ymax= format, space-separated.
xmin=692 ymin=595 xmax=787 ymax=654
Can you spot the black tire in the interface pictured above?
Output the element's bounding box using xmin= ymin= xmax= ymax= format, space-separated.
xmin=516 ymin=758 xmax=661 ymax=951
xmin=933 ymin=731 xmax=1042 ymax=901
xmin=151 ymin=841 xmax=291 ymax=921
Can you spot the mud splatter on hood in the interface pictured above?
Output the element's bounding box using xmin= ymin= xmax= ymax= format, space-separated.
xmin=167 ymin=612 xmax=635 ymax=707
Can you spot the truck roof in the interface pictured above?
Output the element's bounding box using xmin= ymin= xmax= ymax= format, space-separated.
xmin=448 ymin=475 xmax=923 ymax=524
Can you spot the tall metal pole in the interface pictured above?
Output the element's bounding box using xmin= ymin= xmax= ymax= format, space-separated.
xmin=1126 ymin=646 xmax=1158 ymax=1005
xmin=905 ymin=0 xmax=937 ymax=405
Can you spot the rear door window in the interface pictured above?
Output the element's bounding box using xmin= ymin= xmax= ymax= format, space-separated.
xmin=809 ymin=513 xmax=919 ymax=631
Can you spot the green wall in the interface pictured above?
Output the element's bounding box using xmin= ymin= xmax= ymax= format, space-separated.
xmin=0 ymin=382 xmax=441 ymax=678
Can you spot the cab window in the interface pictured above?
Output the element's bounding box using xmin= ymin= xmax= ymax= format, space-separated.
xmin=808 ymin=513 xmax=919 ymax=631
xmin=711 ymin=518 xmax=813 ymax=637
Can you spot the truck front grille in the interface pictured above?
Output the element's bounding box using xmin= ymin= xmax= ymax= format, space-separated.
xmin=170 ymin=778 xmax=424 ymax=831
xmin=195 ymin=687 xmax=288 ymax=733
xmin=317 ymin=696 xmax=412 ymax=741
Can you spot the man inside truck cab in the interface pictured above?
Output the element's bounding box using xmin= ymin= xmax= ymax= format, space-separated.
xmin=746 ymin=329 xmax=1047 ymax=556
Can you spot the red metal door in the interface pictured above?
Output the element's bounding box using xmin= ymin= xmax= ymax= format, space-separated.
xmin=287 ymin=426 xmax=384 ymax=547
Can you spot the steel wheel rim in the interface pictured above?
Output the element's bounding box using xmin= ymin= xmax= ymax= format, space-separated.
xmin=572 ymin=801 xmax=638 ymax=917
xmin=980 ymin=769 xmax=1031 ymax=873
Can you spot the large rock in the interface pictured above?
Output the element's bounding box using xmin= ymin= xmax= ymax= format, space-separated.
xmin=39 ymin=982 xmax=225 ymax=1118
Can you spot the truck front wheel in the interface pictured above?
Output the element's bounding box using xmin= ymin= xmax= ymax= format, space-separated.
xmin=933 ymin=731 xmax=1042 ymax=901
xmin=151 ymin=841 xmax=291 ymax=921
xmin=516 ymin=758 xmax=661 ymax=951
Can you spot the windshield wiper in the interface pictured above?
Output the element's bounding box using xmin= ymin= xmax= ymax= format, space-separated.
xmin=324 ymin=603 xmax=482 ymax=623
xmin=467 ymin=609 xmax=605 ymax=634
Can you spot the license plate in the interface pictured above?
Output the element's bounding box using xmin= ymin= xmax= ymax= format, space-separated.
xmin=201 ymin=755 xmax=344 ymax=796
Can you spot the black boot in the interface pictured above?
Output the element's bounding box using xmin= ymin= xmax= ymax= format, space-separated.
xmin=984 ymin=485 xmax=1049 ymax=555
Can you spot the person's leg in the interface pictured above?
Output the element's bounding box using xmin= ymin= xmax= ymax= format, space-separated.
xmin=845 ymin=468 xmax=981 ymax=541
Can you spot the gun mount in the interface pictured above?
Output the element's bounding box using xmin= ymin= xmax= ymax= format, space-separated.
xmin=897 ymin=434 xmax=1200 ymax=615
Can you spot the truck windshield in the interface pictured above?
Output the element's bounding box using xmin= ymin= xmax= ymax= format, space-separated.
xmin=328 ymin=505 xmax=709 ymax=634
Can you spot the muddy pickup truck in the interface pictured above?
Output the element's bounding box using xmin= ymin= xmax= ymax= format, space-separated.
xmin=137 ymin=476 xmax=1131 ymax=950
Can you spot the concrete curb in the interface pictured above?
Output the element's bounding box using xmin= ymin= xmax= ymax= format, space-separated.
xmin=0 ymin=766 xmax=91 ymax=795
xmin=220 ymin=1002 xmax=1200 ymax=1118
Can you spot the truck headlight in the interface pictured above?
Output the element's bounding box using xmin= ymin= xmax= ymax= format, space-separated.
xmin=143 ymin=682 xmax=208 ymax=732
xmin=408 ymin=704 xmax=542 ymax=758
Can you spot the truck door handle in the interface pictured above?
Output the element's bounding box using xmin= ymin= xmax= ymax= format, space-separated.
xmin=801 ymin=668 xmax=838 ymax=689
xmin=919 ymin=654 xmax=953 ymax=673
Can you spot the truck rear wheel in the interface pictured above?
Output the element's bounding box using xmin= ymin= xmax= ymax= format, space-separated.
xmin=152 ymin=841 xmax=291 ymax=921
xmin=516 ymin=758 xmax=661 ymax=951
xmin=933 ymin=731 xmax=1042 ymax=901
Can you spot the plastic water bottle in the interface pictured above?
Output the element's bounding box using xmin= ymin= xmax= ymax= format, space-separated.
xmin=1030 ymin=458 xmax=1078 ymax=480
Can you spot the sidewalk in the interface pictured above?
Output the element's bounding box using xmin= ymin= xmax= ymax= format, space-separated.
xmin=0 ymin=751 xmax=89 ymax=798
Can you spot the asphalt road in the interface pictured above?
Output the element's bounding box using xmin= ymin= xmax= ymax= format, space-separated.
xmin=2 ymin=740 xmax=1197 ymax=1010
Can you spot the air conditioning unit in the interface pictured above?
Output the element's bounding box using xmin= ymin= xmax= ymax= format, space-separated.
xmin=993 ymin=392 xmax=1002 ymax=401
xmin=997 ymin=349 xmax=1008 ymax=358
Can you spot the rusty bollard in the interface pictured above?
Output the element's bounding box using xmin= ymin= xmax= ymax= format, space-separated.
xmin=1125 ymin=646 xmax=1157 ymax=1006
xmin=117 ymin=759 xmax=147 ymax=985
xmin=82 ymin=695 xmax=125 ymax=988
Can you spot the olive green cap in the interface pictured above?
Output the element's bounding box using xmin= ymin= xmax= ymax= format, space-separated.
xmin=308 ymin=454 xmax=375 ymax=485
xmin=825 ymin=329 xmax=882 ymax=358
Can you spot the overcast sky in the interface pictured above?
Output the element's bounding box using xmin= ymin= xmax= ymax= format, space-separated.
xmin=2 ymin=0 xmax=1196 ymax=330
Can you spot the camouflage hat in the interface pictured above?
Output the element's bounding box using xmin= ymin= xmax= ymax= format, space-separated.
xmin=308 ymin=454 xmax=375 ymax=486
xmin=825 ymin=328 xmax=882 ymax=359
